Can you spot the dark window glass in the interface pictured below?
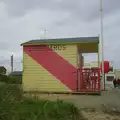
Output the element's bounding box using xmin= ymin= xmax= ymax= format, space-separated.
xmin=106 ymin=76 xmax=114 ymax=81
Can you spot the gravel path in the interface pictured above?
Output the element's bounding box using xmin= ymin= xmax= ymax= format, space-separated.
xmin=81 ymin=111 xmax=120 ymax=120
xmin=26 ymin=89 xmax=120 ymax=110
xmin=66 ymin=89 xmax=120 ymax=110
xmin=26 ymin=89 xmax=120 ymax=119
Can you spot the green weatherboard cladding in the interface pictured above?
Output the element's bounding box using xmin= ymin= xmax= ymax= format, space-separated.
xmin=21 ymin=36 xmax=99 ymax=46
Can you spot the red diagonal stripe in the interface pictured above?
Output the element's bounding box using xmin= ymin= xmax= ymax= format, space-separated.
xmin=24 ymin=45 xmax=77 ymax=92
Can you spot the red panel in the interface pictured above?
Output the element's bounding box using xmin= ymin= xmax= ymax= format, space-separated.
xmin=78 ymin=68 xmax=101 ymax=92
xmin=79 ymin=54 xmax=84 ymax=68
xmin=100 ymin=61 xmax=110 ymax=73
xmin=24 ymin=45 xmax=77 ymax=92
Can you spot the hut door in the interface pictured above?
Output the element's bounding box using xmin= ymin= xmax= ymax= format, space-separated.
xmin=77 ymin=68 xmax=100 ymax=92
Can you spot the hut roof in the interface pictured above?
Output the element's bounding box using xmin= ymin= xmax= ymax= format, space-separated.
xmin=21 ymin=36 xmax=99 ymax=46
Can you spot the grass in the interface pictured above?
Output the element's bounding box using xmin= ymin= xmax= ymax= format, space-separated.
xmin=0 ymin=84 xmax=85 ymax=120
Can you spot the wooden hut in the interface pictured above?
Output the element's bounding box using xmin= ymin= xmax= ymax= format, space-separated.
xmin=21 ymin=36 xmax=100 ymax=94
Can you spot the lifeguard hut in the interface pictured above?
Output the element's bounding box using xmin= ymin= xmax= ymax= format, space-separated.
xmin=21 ymin=36 xmax=101 ymax=94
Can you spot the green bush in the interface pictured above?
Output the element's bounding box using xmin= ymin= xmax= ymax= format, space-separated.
xmin=0 ymin=84 xmax=22 ymax=120
xmin=8 ymin=76 xmax=22 ymax=84
xmin=0 ymin=66 xmax=6 ymax=74
xmin=13 ymin=99 xmax=80 ymax=120
xmin=0 ymin=84 xmax=83 ymax=120
xmin=0 ymin=74 xmax=10 ymax=83
xmin=0 ymin=74 xmax=22 ymax=84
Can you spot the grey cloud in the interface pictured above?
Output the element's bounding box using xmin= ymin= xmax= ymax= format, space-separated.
xmin=1 ymin=0 xmax=52 ymax=17
xmin=0 ymin=0 xmax=120 ymax=69
xmin=0 ymin=54 xmax=22 ymax=71
xmin=1 ymin=0 xmax=120 ymax=21
xmin=0 ymin=60 xmax=22 ymax=72
xmin=0 ymin=42 xmax=9 ymax=50
xmin=0 ymin=59 xmax=9 ymax=65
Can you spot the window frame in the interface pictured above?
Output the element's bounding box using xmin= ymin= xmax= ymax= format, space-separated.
xmin=106 ymin=75 xmax=114 ymax=82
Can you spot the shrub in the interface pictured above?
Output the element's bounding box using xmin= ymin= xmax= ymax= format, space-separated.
xmin=0 ymin=66 xmax=6 ymax=74
xmin=8 ymin=76 xmax=22 ymax=84
xmin=0 ymin=74 xmax=10 ymax=83
xmin=0 ymin=74 xmax=22 ymax=84
xmin=0 ymin=84 xmax=21 ymax=120
xmin=13 ymin=99 xmax=81 ymax=120
xmin=0 ymin=84 xmax=83 ymax=120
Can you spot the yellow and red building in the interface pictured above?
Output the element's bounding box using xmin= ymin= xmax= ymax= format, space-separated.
xmin=21 ymin=37 xmax=100 ymax=93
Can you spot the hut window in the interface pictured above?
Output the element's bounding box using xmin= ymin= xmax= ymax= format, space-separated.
xmin=106 ymin=76 xmax=114 ymax=81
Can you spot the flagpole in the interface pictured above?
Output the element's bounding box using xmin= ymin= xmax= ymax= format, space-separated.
xmin=44 ymin=29 xmax=47 ymax=39
xmin=100 ymin=0 xmax=105 ymax=90
xmin=11 ymin=55 xmax=14 ymax=72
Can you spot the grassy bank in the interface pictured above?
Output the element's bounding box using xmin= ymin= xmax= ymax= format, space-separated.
xmin=0 ymin=84 xmax=84 ymax=120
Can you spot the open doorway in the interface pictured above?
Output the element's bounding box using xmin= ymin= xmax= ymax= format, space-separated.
xmin=76 ymin=43 xmax=100 ymax=93
xmin=77 ymin=43 xmax=99 ymax=68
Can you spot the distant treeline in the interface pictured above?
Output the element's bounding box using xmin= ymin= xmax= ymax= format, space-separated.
xmin=0 ymin=74 xmax=22 ymax=84
xmin=0 ymin=66 xmax=22 ymax=84
xmin=0 ymin=66 xmax=6 ymax=75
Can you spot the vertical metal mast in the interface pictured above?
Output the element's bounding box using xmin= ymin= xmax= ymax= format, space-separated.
xmin=100 ymin=0 xmax=105 ymax=90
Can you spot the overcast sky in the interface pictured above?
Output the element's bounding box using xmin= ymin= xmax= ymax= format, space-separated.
xmin=0 ymin=0 xmax=120 ymax=72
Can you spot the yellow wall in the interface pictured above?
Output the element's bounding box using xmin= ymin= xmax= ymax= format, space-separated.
xmin=55 ymin=44 xmax=77 ymax=67
xmin=22 ymin=44 xmax=77 ymax=92
xmin=22 ymin=53 xmax=72 ymax=92
xmin=78 ymin=43 xmax=98 ymax=53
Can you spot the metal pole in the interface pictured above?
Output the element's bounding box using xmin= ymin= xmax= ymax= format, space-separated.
xmin=44 ymin=29 xmax=47 ymax=44
xmin=100 ymin=0 xmax=105 ymax=90
xmin=44 ymin=29 xmax=47 ymax=39
xmin=11 ymin=55 xmax=13 ymax=72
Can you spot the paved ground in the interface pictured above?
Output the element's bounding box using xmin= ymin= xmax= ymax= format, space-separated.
xmin=68 ymin=89 xmax=120 ymax=109
xmin=26 ymin=88 xmax=120 ymax=109
xmin=26 ymin=89 xmax=120 ymax=120
xmin=81 ymin=111 xmax=120 ymax=120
